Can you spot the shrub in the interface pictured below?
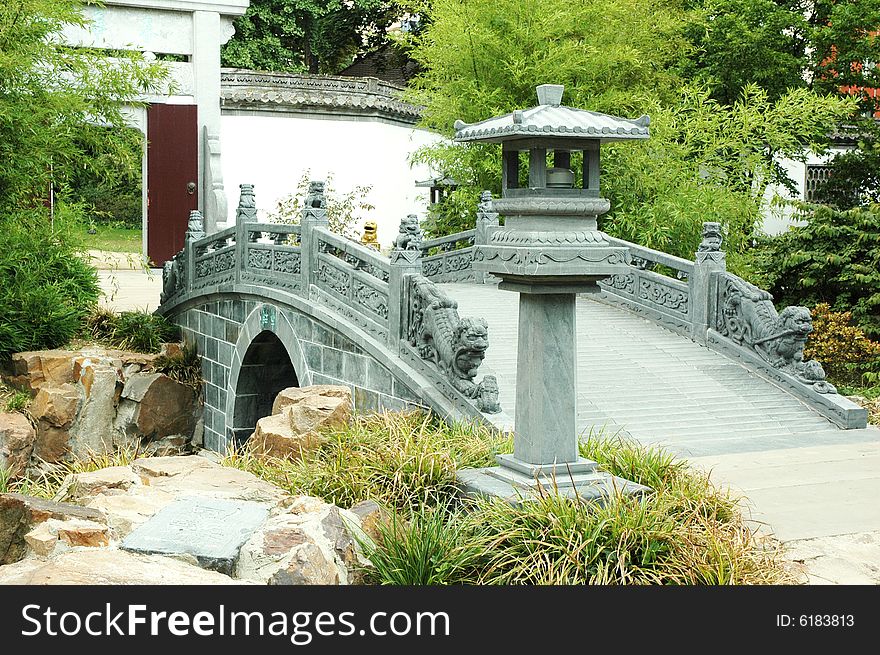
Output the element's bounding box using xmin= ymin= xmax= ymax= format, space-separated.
xmin=150 ymin=344 xmax=202 ymax=389
xmin=0 ymin=207 xmax=100 ymax=358
xmin=804 ymin=303 xmax=880 ymax=387
xmin=86 ymin=308 xmax=180 ymax=353
xmin=748 ymin=203 xmax=880 ymax=337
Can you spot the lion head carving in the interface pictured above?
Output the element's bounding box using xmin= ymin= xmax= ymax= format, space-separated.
xmin=453 ymin=317 xmax=489 ymax=379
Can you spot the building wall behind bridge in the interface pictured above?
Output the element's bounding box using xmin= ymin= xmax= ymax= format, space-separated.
xmin=175 ymin=298 xmax=424 ymax=451
xmin=220 ymin=113 xmax=444 ymax=248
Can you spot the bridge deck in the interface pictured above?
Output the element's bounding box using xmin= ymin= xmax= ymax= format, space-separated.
xmin=445 ymin=283 xmax=880 ymax=460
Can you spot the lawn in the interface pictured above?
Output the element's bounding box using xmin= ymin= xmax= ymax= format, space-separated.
xmin=83 ymin=223 xmax=142 ymax=253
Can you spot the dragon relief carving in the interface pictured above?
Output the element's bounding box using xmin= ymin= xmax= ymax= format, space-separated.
xmin=408 ymin=275 xmax=501 ymax=413
xmin=717 ymin=273 xmax=836 ymax=394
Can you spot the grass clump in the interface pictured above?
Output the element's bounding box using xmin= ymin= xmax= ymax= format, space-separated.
xmin=0 ymin=381 xmax=31 ymax=413
xmin=86 ymin=308 xmax=180 ymax=353
xmin=0 ymin=444 xmax=148 ymax=499
xmin=150 ymin=344 xmax=202 ymax=389
xmin=222 ymin=411 xmax=512 ymax=515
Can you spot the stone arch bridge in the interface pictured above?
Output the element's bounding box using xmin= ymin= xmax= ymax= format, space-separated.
xmin=157 ymin=187 xmax=871 ymax=457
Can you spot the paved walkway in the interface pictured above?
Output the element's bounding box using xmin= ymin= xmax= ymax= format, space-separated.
xmin=92 ymin=248 xmax=162 ymax=313
xmin=96 ymin=264 xmax=880 ymax=582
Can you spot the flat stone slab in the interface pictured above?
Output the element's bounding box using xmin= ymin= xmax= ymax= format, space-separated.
xmin=121 ymin=496 xmax=269 ymax=575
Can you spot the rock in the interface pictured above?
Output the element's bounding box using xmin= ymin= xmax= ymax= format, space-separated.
xmin=249 ymin=411 xmax=325 ymax=459
xmin=33 ymin=423 xmax=72 ymax=463
xmin=288 ymin=395 xmax=351 ymax=434
xmin=141 ymin=435 xmax=190 ymax=457
xmin=65 ymin=359 xmax=121 ymax=459
xmin=118 ymin=372 xmax=197 ymax=441
xmin=54 ymin=517 xmax=111 ymax=548
xmin=349 ymin=500 xmax=389 ymax=545
xmin=132 ymin=456 xmax=288 ymax=505
xmin=54 ymin=466 xmax=143 ymax=504
xmin=85 ymin=486 xmax=176 ymax=538
xmin=0 ymin=548 xmax=248 ymax=585
xmin=24 ymin=522 xmax=58 ymax=557
xmin=159 ymin=342 xmax=183 ymax=358
xmin=0 ymin=493 xmax=105 ymax=564
xmin=121 ymin=496 xmax=270 ymax=575
xmin=0 ymin=412 xmax=35 ymax=479
xmin=272 ymin=384 xmax=352 ymax=415
xmin=251 ymin=392 xmax=351 ymax=459
xmin=30 ymin=384 xmax=79 ymax=427
xmin=235 ymin=498 xmax=366 ymax=585
xmin=7 ymin=351 xmax=79 ymax=393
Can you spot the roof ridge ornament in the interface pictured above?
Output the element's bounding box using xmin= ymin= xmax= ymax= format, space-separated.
xmin=536 ymin=84 xmax=564 ymax=106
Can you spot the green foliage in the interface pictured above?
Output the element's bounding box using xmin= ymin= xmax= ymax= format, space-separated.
xmin=0 ymin=0 xmax=166 ymax=212
xmin=748 ymin=203 xmax=880 ymax=337
xmin=270 ymin=171 xmax=374 ymax=239
xmin=680 ymin=0 xmax=808 ymax=105
xmin=359 ymin=433 xmax=791 ymax=585
xmin=810 ymin=0 xmax=880 ymax=114
xmin=602 ymin=86 xmax=853 ymax=263
xmin=0 ymin=206 xmax=100 ymax=358
xmin=222 ymin=0 xmax=404 ymax=73
xmin=1 ymin=381 xmax=31 ymax=413
xmin=815 ymin=121 xmax=880 ymax=210
xmin=404 ymin=0 xmax=853 ymax=252
xmin=151 ymin=344 xmax=202 ymax=389
xmin=803 ymin=303 xmax=880 ymax=387
xmin=86 ymin=309 xmax=180 ymax=354
xmin=222 ymin=411 xmax=512 ymax=515
xmin=363 ymin=502 xmax=483 ymax=585
xmin=406 ymin=0 xmax=686 ymax=133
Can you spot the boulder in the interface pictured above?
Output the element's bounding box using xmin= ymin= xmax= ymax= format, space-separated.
xmin=131 ymin=456 xmax=288 ymax=505
xmin=65 ymin=359 xmax=122 ymax=459
xmin=349 ymin=500 xmax=389 ymax=545
xmin=0 ymin=493 xmax=106 ymax=564
xmin=85 ymin=486 xmax=177 ymax=539
xmin=24 ymin=517 xmax=111 ymax=557
xmin=33 ymin=423 xmax=72 ymax=463
xmin=118 ymin=372 xmax=197 ymax=441
xmin=54 ymin=466 xmax=143 ymax=504
xmin=235 ymin=498 xmax=366 ymax=585
xmin=0 ymin=548 xmax=248 ymax=585
xmin=272 ymin=384 xmax=352 ymax=415
xmin=7 ymin=351 xmax=79 ymax=393
xmin=30 ymin=384 xmax=79 ymax=428
xmin=0 ymin=412 xmax=35 ymax=479
xmin=251 ymin=391 xmax=351 ymax=459
xmin=249 ymin=411 xmax=325 ymax=459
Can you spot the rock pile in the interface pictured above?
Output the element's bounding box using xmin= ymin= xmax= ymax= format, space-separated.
xmin=0 ymin=455 xmax=380 ymax=585
xmin=0 ymin=346 xmax=199 ymax=478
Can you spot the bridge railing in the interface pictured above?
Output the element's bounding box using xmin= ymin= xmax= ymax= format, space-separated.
xmin=598 ymin=237 xmax=693 ymax=334
xmin=419 ymin=230 xmax=477 ymax=283
xmin=307 ymin=227 xmax=391 ymax=342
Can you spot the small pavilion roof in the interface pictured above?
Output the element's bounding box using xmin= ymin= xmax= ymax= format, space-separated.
xmin=453 ymin=85 xmax=650 ymax=145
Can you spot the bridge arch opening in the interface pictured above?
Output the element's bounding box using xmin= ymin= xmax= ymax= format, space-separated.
xmin=231 ymin=330 xmax=299 ymax=445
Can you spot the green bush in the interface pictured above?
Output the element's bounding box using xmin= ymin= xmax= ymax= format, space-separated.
xmin=747 ymin=203 xmax=880 ymax=337
xmin=0 ymin=207 xmax=100 ymax=358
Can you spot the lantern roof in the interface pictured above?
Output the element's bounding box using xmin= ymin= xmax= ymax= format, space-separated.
xmin=453 ymin=84 xmax=650 ymax=145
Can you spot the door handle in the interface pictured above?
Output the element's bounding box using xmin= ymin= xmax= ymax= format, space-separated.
xmin=187 ymin=182 xmax=196 ymax=195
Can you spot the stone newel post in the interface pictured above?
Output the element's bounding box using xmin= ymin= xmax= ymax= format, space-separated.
xmin=298 ymin=181 xmax=329 ymax=292
xmin=690 ymin=221 xmax=726 ymax=344
xmin=388 ymin=215 xmax=424 ymax=349
xmin=454 ymin=85 xmax=650 ymax=501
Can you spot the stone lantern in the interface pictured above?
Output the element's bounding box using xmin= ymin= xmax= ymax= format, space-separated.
xmin=455 ymin=84 xmax=649 ymax=501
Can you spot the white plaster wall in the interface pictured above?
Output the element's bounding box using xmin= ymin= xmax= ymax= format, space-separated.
xmin=761 ymin=147 xmax=851 ymax=235
xmin=221 ymin=114 xmax=446 ymax=247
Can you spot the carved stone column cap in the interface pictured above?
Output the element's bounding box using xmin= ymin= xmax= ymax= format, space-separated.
xmin=186 ymin=210 xmax=205 ymax=241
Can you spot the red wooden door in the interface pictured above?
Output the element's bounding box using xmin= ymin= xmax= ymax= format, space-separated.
xmin=147 ymin=104 xmax=198 ymax=266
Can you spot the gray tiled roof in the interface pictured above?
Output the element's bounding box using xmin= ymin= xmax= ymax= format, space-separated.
xmin=454 ymin=104 xmax=650 ymax=144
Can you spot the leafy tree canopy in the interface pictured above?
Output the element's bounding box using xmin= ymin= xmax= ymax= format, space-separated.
xmin=0 ymin=0 xmax=166 ymax=212
xmin=222 ymin=0 xmax=406 ymax=73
